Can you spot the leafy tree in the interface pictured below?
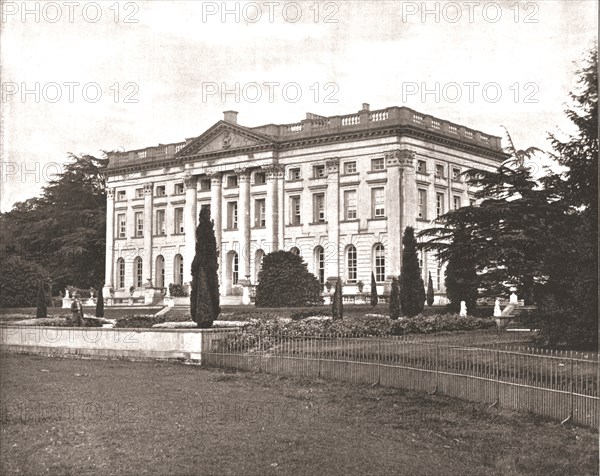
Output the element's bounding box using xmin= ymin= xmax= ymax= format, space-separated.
xmin=190 ymin=207 xmax=220 ymax=328
xmin=255 ymin=251 xmax=323 ymax=307
xmin=36 ymin=280 xmax=47 ymax=318
xmin=95 ymin=287 xmax=104 ymax=318
xmin=389 ymin=277 xmax=400 ymax=319
xmin=331 ymin=279 xmax=343 ymax=320
xmin=399 ymin=227 xmax=425 ymax=316
xmin=0 ymin=154 xmax=107 ymax=294
xmin=370 ymin=272 xmax=378 ymax=307
xmin=426 ymin=272 xmax=435 ymax=306
xmin=0 ymin=255 xmax=52 ymax=308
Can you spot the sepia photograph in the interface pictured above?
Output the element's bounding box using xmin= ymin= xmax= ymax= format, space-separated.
xmin=0 ymin=1 xmax=598 ymax=474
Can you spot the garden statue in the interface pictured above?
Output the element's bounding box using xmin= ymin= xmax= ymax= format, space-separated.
xmin=459 ymin=301 xmax=467 ymax=317
xmin=69 ymin=293 xmax=84 ymax=326
xmin=509 ymin=292 xmax=518 ymax=304
xmin=494 ymin=299 xmax=502 ymax=317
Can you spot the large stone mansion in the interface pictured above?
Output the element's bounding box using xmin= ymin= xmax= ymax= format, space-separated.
xmin=103 ymin=104 xmax=505 ymax=304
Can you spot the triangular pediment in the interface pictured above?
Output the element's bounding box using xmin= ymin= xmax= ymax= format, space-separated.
xmin=175 ymin=121 xmax=275 ymax=158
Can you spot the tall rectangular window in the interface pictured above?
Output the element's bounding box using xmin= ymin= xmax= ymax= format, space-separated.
xmin=174 ymin=183 xmax=184 ymax=195
xmin=452 ymin=168 xmax=461 ymax=180
xmin=156 ymin=209 xmax=165 ymax=235
xmin=313 ymin=193 xmax=325 ymax=223
xmin=344 ymin=190 xmax=357 ymax=220
xmin=371 ymin=158 xmax=384 ymax=171
xmin=155 ymin=185 xmax=166 ymax=197
xmin=417 ymin=160 xmax=427 ymax=173
xmin=135 ymin=212 xmax=144 ymax=237
xmin=228 ymin=202 xmax=238 ymax=229
xmin=254 ymin=199 xmax=266 ymax=227
xmin=290 ymin=196 xmax=301 ymax=225
xmin=117 ymin=214 xmax=126 ymax=238
xmin=453 ymin=195 xmax=462 ymax=210
xmin=418 ymin=189 xmax=427 ymax=219
xmin=435 ymin=164 xmax=444 ymax=178
xmin=135 ymin=188 xmax=143 ymax=199
xmin=436 ymin=193 xmax=444 ymax=218
xmin=372 ymin=187 xmax=385 ymax=218
xmin=313 ymin=165 xmax=325 ymax=178
xmin=289 ymin=168 xmax=301 ymax=180
xmin=174 ymin=207 xmax=184 ymax=233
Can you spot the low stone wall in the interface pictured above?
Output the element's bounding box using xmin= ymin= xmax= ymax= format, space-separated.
xmin=0 ymin=326 xmax=236 ymax=362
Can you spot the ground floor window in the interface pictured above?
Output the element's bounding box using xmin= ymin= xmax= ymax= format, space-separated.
xmin=374 ymin=244 xmax=385 ymax=282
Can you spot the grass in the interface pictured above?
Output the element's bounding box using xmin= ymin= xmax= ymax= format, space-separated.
xmin=0 ymin=353 xmax=597 ymax=475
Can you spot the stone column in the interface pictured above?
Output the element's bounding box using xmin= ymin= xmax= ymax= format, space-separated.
xmin=277 ymin=167 xmax=285 ymax=250
xmin=385 ymin=150 xmax=402 ymax=279
xmin=325 ymin=158 xmax=340 ymax=283
xmin=236 ymin=168 xmax=252 ymax=304
xmin=208 ymin=171 xmax=223 ymax=293
xmin=143 ymin=182 xmax=154 ymax=286
xmin=103 ymin=188 xmax=115 ymax=296
xmin=265 ymin=164 xmax=283 ymax=252
xmin=400 ymin=150 xmax=417 ymax=230
xmin=183 ymin=175 xmax=198 ymax=286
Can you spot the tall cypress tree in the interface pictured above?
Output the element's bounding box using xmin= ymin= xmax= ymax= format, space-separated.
xmin=426 ymin=272 xmax=435 ymax=307
xmin=95 ymin=286 xmax=104 ymax=318
xmin=444 ymin=226 xmax=480 ymax=313
xmin=190 ymin=207 xmax=220 ymax=328
xmin=370 ymin=272 xmax=378 ymax=307
xmin=399 ymin=227 xmax=425 ymax=317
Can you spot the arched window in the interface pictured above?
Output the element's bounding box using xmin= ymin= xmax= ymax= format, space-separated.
xmin=174 ymin=254 xmax=184 ymax=285
xmin=254 ymin=249 xmax=264 ymax=283
xmin=314 ymin=246 xmax=325 ymax=284
xmin=347 ymin=245 xmax=357 ymax=283
xmin=134 ymin=257 xmax=143 ymax=288
xmin=373 ymin=244 xmax=385 ymax=283
xmin=116 ymin=258 xmax=125 ymax=289
xmin=290 ymin=246 xmax=300 ymax=256
xmin=155 ymin=255 xmax=165 ymax=288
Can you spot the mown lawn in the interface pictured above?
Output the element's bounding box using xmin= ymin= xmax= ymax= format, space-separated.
xmin=0 ymin=353 xmax=597 ymax=475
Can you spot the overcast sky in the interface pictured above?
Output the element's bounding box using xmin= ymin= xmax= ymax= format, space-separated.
xmin=1 ymin=0 xmax=597 ymax=212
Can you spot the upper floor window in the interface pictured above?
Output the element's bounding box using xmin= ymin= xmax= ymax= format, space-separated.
xmin=174 ymin=207 xmax=184 ymax=233
xmin=290 ymin=196 xmax=301 ymax=225
xmin=116 ymin=190 xmax=126 ymax=201
xmin=227 ymin=175 xmax=238 ymax=188
xmin=344 ymin=190 xmax=357 ymax=220
xmin=470 ymin=198 xmax=476 ymax=207
xmin=372 ymin=187 xmax=385 ymax=218
xmin=313 ymin=164 xmax=325 ymax=178
xmin=453 ymin=195 xmax=462 ymax=210
xmin=155 ymin=209 xmax=166 ymax=235
xmin=135 ymin=188 xmax=144 ymax=199
xmin=344 ymin=161 xmax=357 ymax=174
xmin=174 ymin=183 xmax=184 ymax=195
xmin=313 ymin=193 xmax=325 ymax=223
xmin=117 ymin=214 xmax=126 ymax=238
xmin=155 ymin=185 xmax=166 ymax=197
xmin=452 ymin=168 xmax=461 ymax=181
xmin=417 ymin=160 xmax=427 ymax=173
xmin=254 ymin=172 xmax=266 ymax=184
xmin=227 ymin=202 xmax=238 ymax=229
xmin=371 ymin=158 xmax=385 ymax=171
xmin=135 ymin=212 xmax=143 ymax=237
xmin=254 ymin=199 xmax=266 ymax=227
xmin=418 ymin=189 xmax=427 ymax=219
xmin=289 ymin=168 xmax=301 ymax=180
xmin=436 ymin=192 xmax=445 ymax=218
xmin=435 ymin=164 xmax=445 ymax=178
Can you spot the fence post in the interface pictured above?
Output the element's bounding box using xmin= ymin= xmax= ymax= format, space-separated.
xmin=431 ymin=341 xmax=439 ymax=395
xmin=377 ymin=339 xmax=381 ymax=386
xmin=490 ymin=350 xmax=499 ymax=408
xmin=562 ymin=357 xmax=574 ymax=424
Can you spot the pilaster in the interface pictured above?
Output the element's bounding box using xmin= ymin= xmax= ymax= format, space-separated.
xmin=183 ymin=174 xmax=198 ymax=286
xmin=103 ymin=188 xmax=115 ymax=295
xmin=143 ymin=182 xmax=153 ymax=286
xmin=325 ymin=158 xmax=340 ymax=282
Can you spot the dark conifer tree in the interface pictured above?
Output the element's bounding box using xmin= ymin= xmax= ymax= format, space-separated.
xmin=95 ymin=286 xmax=104 ymax=318
xmin=426 ymin=272 xmax=435 ymax=307
xmin=399 ymin=227 xmax=425 ymax=317
xmin=331 ymin=279 xmax=343 ymax=320
xmin=389 ymin=277 xmax=400 ymax=319
xmin=370 ymin=272 xmax=378 ymax=307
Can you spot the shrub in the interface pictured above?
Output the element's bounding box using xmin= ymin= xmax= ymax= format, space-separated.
xmin=389 ymin=277 xmax=400 ymax=320
xmin=331 ymin=279 xmax=343 ymax=320
xmin=255 ymin=251 xmax=323 ymax=307
xmin=399 ymin=227 xmax=425 ymax=317
xmin=169 ymin=284 xmax=188 ymax=297
xmin=0 ymin=255 xmax=52 ymax=308
xmin=370 ymin=272 xmax=378 ymax=307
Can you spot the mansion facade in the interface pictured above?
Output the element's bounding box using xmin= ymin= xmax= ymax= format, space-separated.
xmin=103 ymin=104 xmax=505 ymax=304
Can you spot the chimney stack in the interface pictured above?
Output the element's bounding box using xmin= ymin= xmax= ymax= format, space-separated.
xmin=362 ymin=103 xmax=370 ymax=111
xmin=223 ymin=110 xmax=238 ymax=124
